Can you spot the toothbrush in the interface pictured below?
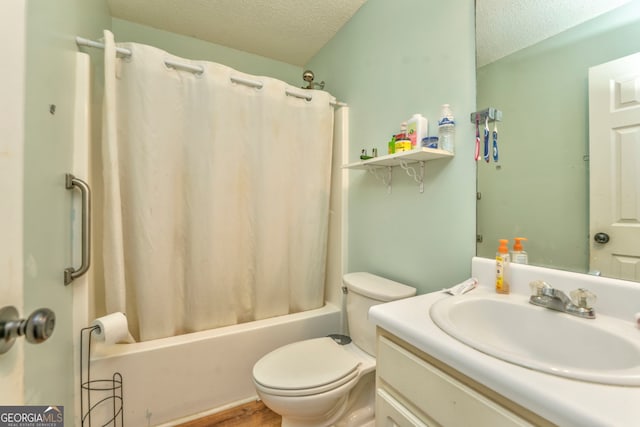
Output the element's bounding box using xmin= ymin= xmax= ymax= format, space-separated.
xmin=474 ymin=115 xmax=480 ymax=161
xmin=483 ymin=116 xmax=490 ymax=162
xmin=492 ymin=121 xmax=499 ymax=162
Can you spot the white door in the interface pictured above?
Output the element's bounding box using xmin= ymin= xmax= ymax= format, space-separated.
xmin=0 ymin=1 xmax=26 ymax=404
xmin=1 ymin=0 xmax=81 ymax=418
xmin=588 ymin=52 xmax=640 ymax=281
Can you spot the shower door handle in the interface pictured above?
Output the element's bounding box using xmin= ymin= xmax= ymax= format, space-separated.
xmin=64 ymin=173 xmax=91 ymax=285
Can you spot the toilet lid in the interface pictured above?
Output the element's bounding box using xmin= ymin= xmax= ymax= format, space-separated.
xmin=253 ymin=337 xmax=360 ymax=390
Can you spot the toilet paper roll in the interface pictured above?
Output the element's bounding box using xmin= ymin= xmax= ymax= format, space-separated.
xmin=635 ymin=312 xmax=640 ymax=329
xmin=91 ymin=312 xmax=134 ymax=344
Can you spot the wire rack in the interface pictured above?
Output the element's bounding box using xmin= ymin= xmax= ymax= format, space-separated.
xmin=80 ymin=325 xmax=124 ymax=426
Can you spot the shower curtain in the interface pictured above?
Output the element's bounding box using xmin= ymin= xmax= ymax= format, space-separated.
xmin=101 ymin=31 xmax=335 ymax=342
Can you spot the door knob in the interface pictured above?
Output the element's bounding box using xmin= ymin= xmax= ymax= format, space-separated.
xmin=0 ymin=306 xmax=56 ymax=354
xmin=594 ymin=232 xmax=610 ymax=244
xmin=24 ymin=308 xmax=56 ymax=343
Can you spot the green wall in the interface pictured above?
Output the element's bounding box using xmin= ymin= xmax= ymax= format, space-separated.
xmin=306 ymin=0 xmax=477 ymax=293
xmin=476 ymin=1 xmax=640 ymax=272
xmin=112 ymin=18 xmax=303 ymax=87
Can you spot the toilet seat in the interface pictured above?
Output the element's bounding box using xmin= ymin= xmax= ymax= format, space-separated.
xmin=253 ymin=337 xmax=362 ymax=397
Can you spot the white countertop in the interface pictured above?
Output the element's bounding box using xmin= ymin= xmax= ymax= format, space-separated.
xmin=369 ymin=258 xmax=640 ymax=427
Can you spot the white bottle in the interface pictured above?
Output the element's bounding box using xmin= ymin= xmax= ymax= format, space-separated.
xmin=438 ymin=104 xmax=456 ymax=153
xmin=407 ymin=113 xmax=428 ymax=150
xmin=511 ymin=237 xmax=529 ymax=264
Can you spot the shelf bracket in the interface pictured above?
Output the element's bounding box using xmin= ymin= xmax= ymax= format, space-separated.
xmin=367 ymin=166 xmax=392 ymax=194
xmin=399 ymin=160 xmax=425 ymax=193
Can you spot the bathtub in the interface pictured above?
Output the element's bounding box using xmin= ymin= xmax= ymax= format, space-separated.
xmin=86 ymin=303 xmax=341 ymax=426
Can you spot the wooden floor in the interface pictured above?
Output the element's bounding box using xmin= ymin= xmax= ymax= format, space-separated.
xmin=176 ymin=400 xmax=281 ymax=427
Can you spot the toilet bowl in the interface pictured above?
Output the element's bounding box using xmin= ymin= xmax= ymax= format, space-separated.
xmin=254 ymin=337 xmax=375 ymax=426
xmin=252 ymin=273 xmax=416 ymax=427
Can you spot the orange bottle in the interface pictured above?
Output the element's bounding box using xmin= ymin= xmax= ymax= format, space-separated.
xmin=496 ymin=239 xmax=510 ymax=294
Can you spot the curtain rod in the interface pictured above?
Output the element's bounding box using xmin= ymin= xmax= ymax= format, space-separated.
xmin=75 ymin=36 xmax=347 ymax=107
xmin=76 ymin=36 xmax=205 ymax=75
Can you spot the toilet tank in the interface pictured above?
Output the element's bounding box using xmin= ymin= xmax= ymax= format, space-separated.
xmin=343 ymin=272 xmax=416 ymax=356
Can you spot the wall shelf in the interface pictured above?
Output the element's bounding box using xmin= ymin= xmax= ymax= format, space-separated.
xmin=343 ymin=147 xmax=453 ymax=193
xmin=343 ymin=147 xmax=453 ymax=169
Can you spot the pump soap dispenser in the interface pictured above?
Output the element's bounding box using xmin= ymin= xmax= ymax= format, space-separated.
xmin=496 ymin=239 xmax=510 ymax=294
xmin=512 ymin=237 xmax=528 ymax=264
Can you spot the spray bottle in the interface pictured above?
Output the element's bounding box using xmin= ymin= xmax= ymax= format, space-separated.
xmin=496 ymin=239 xmax=510 ymax=294
xmin=512 ymin=237 xmax=528 ymax=264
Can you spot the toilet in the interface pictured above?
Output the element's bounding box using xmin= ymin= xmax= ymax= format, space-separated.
xmin=252 ymin=272 xmax=416 ymax=427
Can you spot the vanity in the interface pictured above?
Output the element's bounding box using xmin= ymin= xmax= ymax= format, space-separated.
xmin=370 ymin=257 xmax=640 ymax=427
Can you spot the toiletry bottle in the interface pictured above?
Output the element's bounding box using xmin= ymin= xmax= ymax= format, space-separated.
xmin=388 ymin=135 xmax=396 ymax=154
xmin=438 ymin=104 xmax=456 ymax=153
xmin=407 ymin=113 xmax=428 ymax=150
xmin=496 ymin=239 xmax=510 ymax=294
xmin=512 ymin=237 xmax=528 ymax=264
xmin=394 ymin=121 xmax=407 ymax=140
xmin=395 ymin=121 xmax=411 ymax=152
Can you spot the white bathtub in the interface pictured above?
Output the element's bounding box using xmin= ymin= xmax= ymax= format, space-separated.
xmin=86 ymin=304 xmax=341 ymax=426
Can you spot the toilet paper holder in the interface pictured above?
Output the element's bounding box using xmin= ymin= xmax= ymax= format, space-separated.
xmin=80 ymin=325 xmax=124 ymax=426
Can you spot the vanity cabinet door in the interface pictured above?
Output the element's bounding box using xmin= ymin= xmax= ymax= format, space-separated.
xmin=376 ymin=388 xmax=434 ymax=427
xmin=377 ymin=336 xmax=534 ymax=427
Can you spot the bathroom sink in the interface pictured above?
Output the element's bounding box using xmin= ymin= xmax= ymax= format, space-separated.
xmin=429 ymin=292 xmax=640 ymax=386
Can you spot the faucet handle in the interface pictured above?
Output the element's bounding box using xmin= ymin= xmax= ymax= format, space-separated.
xmin=529 ymin=280 xmax=552 ymax=296
xmin=570 ymin=288 xmax=597 ymax=309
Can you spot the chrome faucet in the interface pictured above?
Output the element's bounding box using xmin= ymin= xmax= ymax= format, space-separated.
xmin=529 ymin=280 xmax=596 ymax=319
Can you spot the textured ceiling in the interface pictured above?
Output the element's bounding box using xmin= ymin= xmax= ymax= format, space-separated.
xmin=476 ymin=0 xmax=631 ymax=67
xmin=106 ymin=0 xmax=631 ymax=68
xmin=106 ymin=0 xmax=368 ymax=66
